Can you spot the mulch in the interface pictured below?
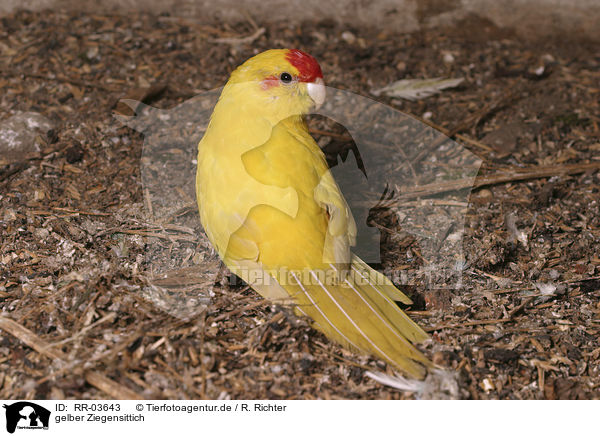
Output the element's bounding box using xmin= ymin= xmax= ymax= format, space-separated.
xmin=0 ymin=9 xmax=599 ymax=399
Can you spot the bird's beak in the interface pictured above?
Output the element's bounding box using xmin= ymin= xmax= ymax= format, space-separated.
xmin=307 ymin=77 xmax=326 ymax=109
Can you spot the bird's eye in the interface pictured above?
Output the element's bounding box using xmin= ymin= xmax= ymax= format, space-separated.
xmin=280 ymin=72 xmax=293 ymax=83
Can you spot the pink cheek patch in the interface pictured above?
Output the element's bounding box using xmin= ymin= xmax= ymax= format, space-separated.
xmin=261 ymin=76 xmax=280 ymax=90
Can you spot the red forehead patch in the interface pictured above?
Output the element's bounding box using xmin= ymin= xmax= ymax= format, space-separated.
xmin=285 ymin=49 xmax=323 ymax=83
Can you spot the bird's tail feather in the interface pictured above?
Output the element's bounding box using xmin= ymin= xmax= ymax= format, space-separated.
xmin=285 ymin=256 xmax=431 ymax=379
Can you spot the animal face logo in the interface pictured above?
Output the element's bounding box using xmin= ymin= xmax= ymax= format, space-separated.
xmin=3 ymin=402 xmax=50 ymax=433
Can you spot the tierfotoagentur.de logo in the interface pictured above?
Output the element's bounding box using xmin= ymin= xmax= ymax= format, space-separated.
xmin=2 ymin=402 xmax=50 ymax=434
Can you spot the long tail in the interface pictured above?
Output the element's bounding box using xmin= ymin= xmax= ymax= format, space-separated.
xmin=284 ymin=256 xmax=432 ymax=379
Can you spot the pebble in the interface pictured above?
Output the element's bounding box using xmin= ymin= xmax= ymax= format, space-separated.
xmin=395 ymin=61 xmax=407 ymax=71
xmin=477 ymin=189 xmax=493 ymax=198
xmin=0 ymin=112 xmax=55 ymax=163
xmin=442 ymin=52 xmax=455 ymax=63
xmin=341 ymin=31 xmax=356 ymax=44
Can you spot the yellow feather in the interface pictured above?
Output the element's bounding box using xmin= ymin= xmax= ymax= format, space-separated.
xmin=196 ymin=49 xmax=432 ymax=378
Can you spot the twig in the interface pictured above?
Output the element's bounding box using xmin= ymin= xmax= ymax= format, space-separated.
xmin=395 ymin=162 xmax=600 ymax=201
xmin=29 ymin=207 xmax=111 ymax=217
xmin=508 ymin=296 xmax=536 ymax=318
xmin=198 ymin=311 xmax=208 ymax=399
xmin=45 ymin=312 xmax=116 ymax=349
xmin=0 ymin=162 xmax=28 ymax=183
xmin=210 ymin=299 xmax=269 ymax=322
xmin=309 ymin=128 xmax=353 ymax=141
xmin=312 ymin=341 xmax=374 ymax=371
xmin=84 ymin=372 xmax=142 ymax=400
xmin=0 ymin=69 xmax=121 ymax=92
xmin=0 ymin=316 xmax=142 ymax=400
xmin=53 ymin=207 xmax=111 ymax=216
xmin=144 ymin=187 xmax=154 ymax=219
xmin=455 ymin=133 xmax=495 ymax=152
xmin=210 ymin=27 xmax=265 ymax=45
xmin=156 ymin=203 xmax=197 ymax=224
xmin=426 ymin=317 xmax=512 ymax=332
xmin=96 ymin=227 xmax=197 ymax=242
xmin=0 ymin=316 xmax=64 ymax=361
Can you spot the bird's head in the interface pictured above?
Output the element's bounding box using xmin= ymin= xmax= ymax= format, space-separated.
xmin=223 ymin=49 xmax=326 ymax=122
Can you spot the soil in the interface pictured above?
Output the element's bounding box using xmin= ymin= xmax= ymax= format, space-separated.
xmin=0 ymin=10 xmax=599 ymax=399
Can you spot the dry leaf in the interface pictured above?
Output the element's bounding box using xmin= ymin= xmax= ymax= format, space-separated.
xmin=371 ymin=77 xmax=464 ymax=100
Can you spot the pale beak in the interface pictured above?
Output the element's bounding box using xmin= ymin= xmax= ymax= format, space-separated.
xmin=307 ymin=77 xmax=326 ymax=109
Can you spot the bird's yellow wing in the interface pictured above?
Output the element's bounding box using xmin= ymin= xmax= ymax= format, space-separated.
xmin=196 ymin=110 xmax=299 ymax=261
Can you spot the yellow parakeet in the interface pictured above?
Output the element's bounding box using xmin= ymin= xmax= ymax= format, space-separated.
xmin=196 ymin=49 xmax=432 ymax=378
